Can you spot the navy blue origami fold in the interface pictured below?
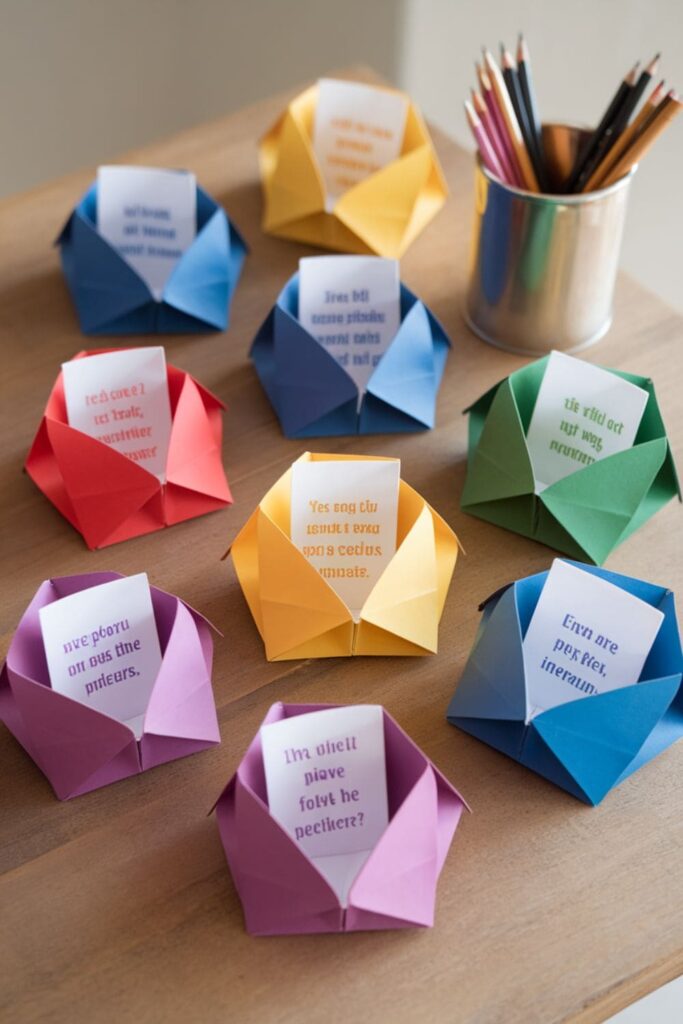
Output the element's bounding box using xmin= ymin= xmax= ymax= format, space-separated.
xmin=447 ymin=562 xmax=683 ymax=806
xmin=57 ymin=182 xmax=247 ymax=334
xmin=250 ymin=273 xmax=451 ymax=437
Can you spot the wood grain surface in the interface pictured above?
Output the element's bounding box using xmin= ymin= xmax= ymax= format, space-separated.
xmin=1 ymin=69 xmax=681 ymax=1024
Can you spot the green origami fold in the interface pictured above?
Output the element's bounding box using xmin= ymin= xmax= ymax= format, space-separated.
xmin=461 ymin=356 xmax=680 ymax=565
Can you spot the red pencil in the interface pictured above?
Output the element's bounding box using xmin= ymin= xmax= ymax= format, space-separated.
xmin=464 ymin=100 xmax=506 ymax=180
xmin=471 ymin=89 xmax=516 ymax=184
xmin=477 ymin=62 xmax=525 ymax=186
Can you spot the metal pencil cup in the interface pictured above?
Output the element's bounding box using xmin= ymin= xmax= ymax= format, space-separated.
xmin=465 ymin=124 xmax=635 ymax=355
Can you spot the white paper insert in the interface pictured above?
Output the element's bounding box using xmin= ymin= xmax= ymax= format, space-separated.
xmin=524 ymin=351 xmax=649 ymax=492
xmin=290 ymin=458 xmax=400 ymax=620
xmin=97 ymin=165 xmax=196 ymax=300
xmin=522 ymin=559 xmax=664 ymax=721
xmin=39 ymin=573 xmax=163 ymax=740
xmin=261 ymin=705 xmax=389 ymax=906
xmin=298 ymin=255 xmax=400 ymax=405
xmin=61 ymin=347 xmax=173 ymax=483
xmin=312 ymin=79 xmax=409 ymax=211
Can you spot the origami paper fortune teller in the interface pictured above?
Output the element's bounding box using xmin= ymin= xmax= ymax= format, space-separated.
xmin=26 ymin=351 xmax=232 ymax=549
xmin=214 ymin=702 xmax=468 ymax=934
xmin=447 ymin=562 xmax=683 ymax=806
xmin=461 ymin=356 xmax=679 ymax=565
xmin=0 ymin=572 xmax=220 ymax=800
xmin=230 ymin=453 xmax=460 ymax=660
xmin=57 ymin=180 xmax=247 ymax=334
xmin=259 ymin=83 xmax=447 ymax=257
xmin=251 ymin=273 xmax=451 ymax=437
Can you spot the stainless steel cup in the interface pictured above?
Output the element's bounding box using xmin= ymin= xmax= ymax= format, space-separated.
xmin=465 ymin=124 xmax=635 ymax=355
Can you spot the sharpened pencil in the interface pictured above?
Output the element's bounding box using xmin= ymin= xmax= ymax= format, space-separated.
xmin=565 ymin=61 xmax=640 ymax=191
xmin=573 ymin=54 xmax=661 ymax=191
xmin=472 ymin=89 xmax=516 ymax=184
xmin=484 ymin=49 xmax=539 ymax=191
xmin=516 ymin=33 xmax=545 ymax=176
xmin=501 ymin=43 xmax=548 ymax=191
xmin=598 ymin=90 xmax=682 ymax=188
xmin=465 ymin=100 xmax=506 ymax=181
xmin=583 ymin=79 xmax=667 ymax=191
xmin=477 ymin=61 xmax=525 ymax=186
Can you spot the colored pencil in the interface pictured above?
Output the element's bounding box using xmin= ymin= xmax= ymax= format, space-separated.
xmin=516 ymin=34 xmax=545 ymax=170
xmin=471 ymin=89 xmax=516 ymax=184
xmin=583 ymin=79 xmax=667 ymax=191
xmin=464 ymin=100 xmax=506 ymax=180
xmin=484 ymin=49 xmax=540 ymax=191
xmin=598 ymin=90 xmax=682 ymax=188
xmin=501 ymin=44 xmax=548 ymax=191
xmin=465 ymin=45 xmax=678 ymax=196
xmin=477 ymin=62 xmax=525 ymax=186
xmin=573 ymin=54 xmax=661 ymax=191
xmin=564 ymin=61 xmax=640 ymax=191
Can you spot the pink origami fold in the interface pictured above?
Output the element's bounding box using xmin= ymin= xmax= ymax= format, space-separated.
xmin=214 ymin=702 xmax=468 ymax=935
xmin=0 ymin=572 xmax=220 ymax=800
xmin=26 ymin=349 xmax=232 ymax=549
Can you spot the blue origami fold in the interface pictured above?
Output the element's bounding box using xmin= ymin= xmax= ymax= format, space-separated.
xmin=447 ymin=562 xmax=683 ymax=806
xmin=57 ymin=182 xmax=247 ymax=334
xmin=250 ymin=273 xmax=451 ymax=437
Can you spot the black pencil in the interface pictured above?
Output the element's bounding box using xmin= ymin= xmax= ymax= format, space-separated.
xmin=516 ymin=34 xmax=545 ymax=173
xmin=564 ymin=60 xmax=639 ymax=191
xmin=572 ymin=53 xmax=661 ymax=192
xmin=500 ymin=44 xmax=548 ymax=191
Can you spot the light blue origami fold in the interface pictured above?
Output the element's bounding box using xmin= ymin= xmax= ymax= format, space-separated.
xmin=447 ymin=561 xmax=683 ymax=806
xmin=57 ymin=181 xmax=247 ymax=334
xmin=250 ymin=273 xmax=451 ymax=437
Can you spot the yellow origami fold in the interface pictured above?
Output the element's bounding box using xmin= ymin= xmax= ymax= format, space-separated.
xmin=259 ymin=84 xmax=448 ymax=258
xmin=231 ymin=453 xmax=460 ymax=660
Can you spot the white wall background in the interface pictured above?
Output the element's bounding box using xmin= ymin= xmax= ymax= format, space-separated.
xmin=2 ymin=0 xmax=681 ymax=309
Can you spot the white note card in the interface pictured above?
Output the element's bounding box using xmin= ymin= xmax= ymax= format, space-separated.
xmin=261 ymin=705 xmax=389 ymax=906
xmin=290 ymin=458 xmax=400 ymax=620
xmin=39 ymin=573 xmax=163 ymax=739
xmin=97 ymin=165 xmax=197 ymax=299
xmin=524 ymin=351 xmax=649 ymax=492
xmin=522 ymin=559 xmax=664 ymax=721
xmin=62 ymin=347 xmax=173 ymax=483
xmin=298 ymin=255 xmax=400 ymax=403
xmin=312 ymin=79 xmax=409 ymax=210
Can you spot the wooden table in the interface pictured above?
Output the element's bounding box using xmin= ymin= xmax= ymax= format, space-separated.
xmin=1 ymin=70 xmax=681 ymax=1024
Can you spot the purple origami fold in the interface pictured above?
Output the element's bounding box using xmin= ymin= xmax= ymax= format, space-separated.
xmin=0 ymin=572 xmax=220 ymax=800
xmin=214 ymin=702 xmax=468 ymax=935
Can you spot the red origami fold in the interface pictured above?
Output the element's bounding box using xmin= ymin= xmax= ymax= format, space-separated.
xmin=25 ymin=350 xmax=232 ymax=549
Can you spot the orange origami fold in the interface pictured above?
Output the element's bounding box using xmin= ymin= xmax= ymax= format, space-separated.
xmin=26 ymin=350 xmax=232 ymax=549
xmin=260 ymin=83 xmax=448 ymax=257
xmin=230 ymin=453 xmax=460 ymax=660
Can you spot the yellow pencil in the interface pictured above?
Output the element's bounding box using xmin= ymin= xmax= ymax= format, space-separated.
xmin=484 ymin=49 xmax=539 ymax=191
xmin=599 ymin=91 xmax=682 ymax=188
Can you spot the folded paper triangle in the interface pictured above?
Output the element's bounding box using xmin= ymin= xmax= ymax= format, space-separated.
xmin=57 ymin=183 xmax=247 ymax=334
xmin=447 ymin=563 xmax=683 ymax=805
xmin=461 ymin=359 xmax=679 ymax=564
xmin=251 ymin=276 xmax=450 ymax=437
xmin=25 ymin=352 xmax=232 ymax=549
xmin=260 ymin=83 xmax=447 ymax=257
xmin=214 ymin=702 xmax=468 ymax=934
xmin=230 ymin=454 xmax=460 ymax=659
